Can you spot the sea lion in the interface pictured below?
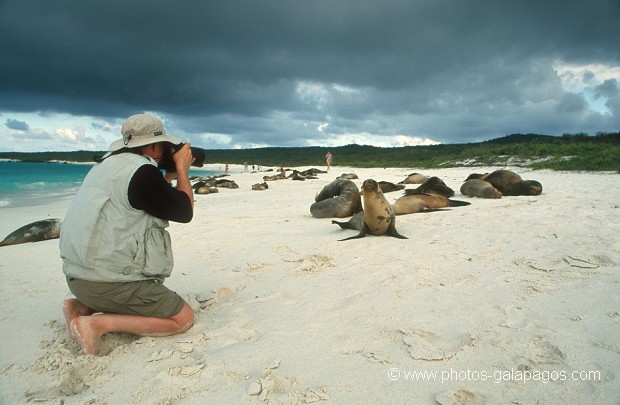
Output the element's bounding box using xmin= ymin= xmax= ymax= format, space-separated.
xmin=392 ymin=193 xmax=471 ymax=215
xmin=478 ymin=170 xmax=543 ymax=196
xmin=263 ymin=167 xmax=287 ymax=181
xmin=299 ymin=168 xmax=325 ymax=176
xmin=338 ymin=179 xmax=407 ymax=241
xmin=404 ymin=176 xmax=455 ymax=198
xmin=503 ymin=180 xmax=543 ymax=196
xmin=0 ymin=218 xmax=62 ymax=247
xmin=460 ymin=179 xmax=502 ymax=199
xmin=193 ymin=179 xmax=217 ymax=190
xmin=214 ymin=179 xmax=239 ymax=189
xmin=196 ymin=186 xmax=219 ymax=194
xmin=337 ymin=173 xmax=359 ymax=180
xmin=252 ymin=182 xmax=269 ymax=190
xmin=263 ymin=173 xmax=284 ymax=181
xmin=464 ymin=173 xmax=487 ymax=181
xmin=479 ymin=170 xmax=522 ymax=193
xmin=398 ymin=173 xmax=429 ymax=184
xmin=310 ymin=179 xmax=362 ymax=218
xmin=378 ymin=181 xmax=405 ymax=193
xmin=288 ymin=170 xmax=308 ymax=181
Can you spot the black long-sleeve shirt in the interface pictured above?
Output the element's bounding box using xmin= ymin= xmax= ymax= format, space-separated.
xmin=127 ymin=165 xmax=193 ymax=223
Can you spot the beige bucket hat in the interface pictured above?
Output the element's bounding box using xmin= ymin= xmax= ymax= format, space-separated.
xmin=108 ymin=114 xmax=181 ymax=152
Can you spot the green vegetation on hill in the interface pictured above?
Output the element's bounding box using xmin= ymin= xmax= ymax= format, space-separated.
xmin=1 ymin=132 xmax=618 ymax=172
xmin=0 ymin=150 xmax=104 ymax=163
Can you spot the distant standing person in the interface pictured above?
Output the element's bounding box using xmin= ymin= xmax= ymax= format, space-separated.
xmin=325 ymin=151 xmax=333 ymax=172
xmin=225 ymin=163 xmax=229 ymax=175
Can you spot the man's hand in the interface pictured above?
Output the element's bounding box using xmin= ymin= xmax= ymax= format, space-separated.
xmin=171 ymin=142 xmax=195 ymax=211
xmin=172 ymin=143 xmax=196 ymax=173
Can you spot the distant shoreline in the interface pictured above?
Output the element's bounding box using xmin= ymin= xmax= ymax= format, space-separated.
xmin=1 ymin=133 xmax=619 ymax=171
xmin=0 ymin=158 xmax=94 ymax=165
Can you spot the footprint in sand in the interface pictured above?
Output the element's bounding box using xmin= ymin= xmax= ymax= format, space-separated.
xmin=399 ymin=329 xmax=474 ymax=361
xmin=205 ymin=324 xmax=260 ymax=350
xmin=168 ymin=363 xmax=206 ymax=377
xmin=28 ymin=321 xmax=114 ymax=400
xmin=276 ymin=245 xmax=335 ymax=274
xmin=247 ymin=360 xmax=298 ymax=401
xmin=186 ymin=287 xmax=236 ymax=312
xmin=517 ymin=253 xmax=614 ymax=273
xmin=435 ymin=389 xmax=487 ymax=405
xmin=146 ymin=348 xmax=175 ymax=362
xmin=499 ymin=306 xmax=530 ymax=329
xmin=514 ymin=337 xmax=566 ymax=368
xmin=246 ymin=360 xmax=329 ymax=403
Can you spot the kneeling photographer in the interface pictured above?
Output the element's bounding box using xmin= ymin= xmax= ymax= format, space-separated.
xmin=60 ymin=113 xmax=202 ymax=355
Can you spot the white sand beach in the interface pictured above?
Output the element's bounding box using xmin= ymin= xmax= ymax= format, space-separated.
xmin=1 ymin=165 xmax=619 ymax=404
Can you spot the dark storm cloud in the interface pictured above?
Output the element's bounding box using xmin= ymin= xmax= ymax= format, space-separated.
xmin=0 ymin=0 xmax=619 ymax=147
xmin=596 ymin=79 xmax=620 ymax=116
xmin=5 ymin=118 xmax=29 ymax=131
xmin=595 ymin=79 xmax=619 ymax=100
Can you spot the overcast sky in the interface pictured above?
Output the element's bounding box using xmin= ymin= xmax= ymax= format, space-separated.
xmin=1 ymin=0 xmax=619 ymax=152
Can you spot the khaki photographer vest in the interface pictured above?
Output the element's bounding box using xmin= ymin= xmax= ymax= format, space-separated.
xmin=60 ymin=153 xmax=173 ymax=282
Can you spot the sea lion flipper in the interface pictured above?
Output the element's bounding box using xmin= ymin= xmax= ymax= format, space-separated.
xmin=338 ymin=232 xmax=367 ymax=241
xmin=386 ymin=221 xmax=408 ymax=239
xmin=447 ymin=199 xmax=471 ymax=207
xmin=338 ymin=223 xmax=369 ymax=241
xmin=332 ymin=219 xmax=351 ymax=230
xmin=332 ymin=211 xmax=364 ymax=231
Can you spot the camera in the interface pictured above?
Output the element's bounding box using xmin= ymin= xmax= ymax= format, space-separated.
xmin=158 ymin=143 xmax=206 ymax=171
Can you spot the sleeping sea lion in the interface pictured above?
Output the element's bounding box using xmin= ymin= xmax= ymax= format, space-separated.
xmin=392 ymin=193 xmax=470 ymax=215
xmin=251 ymin=182 xmax=269 ymax=190
xmin=464 ymin=173 xmax=487 ymax=181
xmin=479 ymin=170 xmax=521 ymax=193
xmin=378 ymin=181 xmax=405 ymax=193
xmin=215 ymin=179 xmax=239 ymax=189
xmin=289 ymin=170 xmax=307 ymax=181
xmin=192 ymin=179 xmax=216 ymax=190
xmin=479 ymin=170 xmax=542 ymax=196
xmin=0 ymin=219 xmax=62 ymax=247
xmin=263 ymin=168 xmax=287 ymax=181
xmin=300 ymin=168 xmax=326 ymax=176
xmin=398 ymin=173 xmax=428 ymax=184
xmin=503 ymin=180 xmax=543 ymax=196
xmin=338 ymin=179 xmax=407 ymax=241
xmin=196 ymin=186 xmax=218 ymax=194
xmin=337 ymin=173 xmax=359 ymax=180
xmin=460 ymin=179 xmax=502 ymax=199
xmin=310 ymin=179 xmax=362 ymax=218
xmin=404 ymin=176 xmax=455 ymax=198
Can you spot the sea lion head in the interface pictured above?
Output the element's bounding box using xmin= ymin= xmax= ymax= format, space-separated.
xmin=465 ymin=173 xmax=487 ymax=181
xmin=418 ymin=176 xmax=455 ymax=198
xmin=507 ymin=180 xmax=543 ymax=196
xmin=361 ymin=179 xmax=380 ymax=194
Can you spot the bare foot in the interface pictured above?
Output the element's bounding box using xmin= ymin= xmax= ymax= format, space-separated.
xmin=63 ymin=299 xmax=93 ymax=338
xmin=71 ymin=316 xmax=102 ymax=355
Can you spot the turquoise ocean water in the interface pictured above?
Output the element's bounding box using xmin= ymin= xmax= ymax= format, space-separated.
xmin=0 ymin=161 xmax=217 ymax=208
xmin=0 ymin=161 xmax=92 ymax=208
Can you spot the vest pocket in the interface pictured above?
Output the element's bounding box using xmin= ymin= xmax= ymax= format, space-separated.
xmin=142 ymin=227 xmax=174 ymax=277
